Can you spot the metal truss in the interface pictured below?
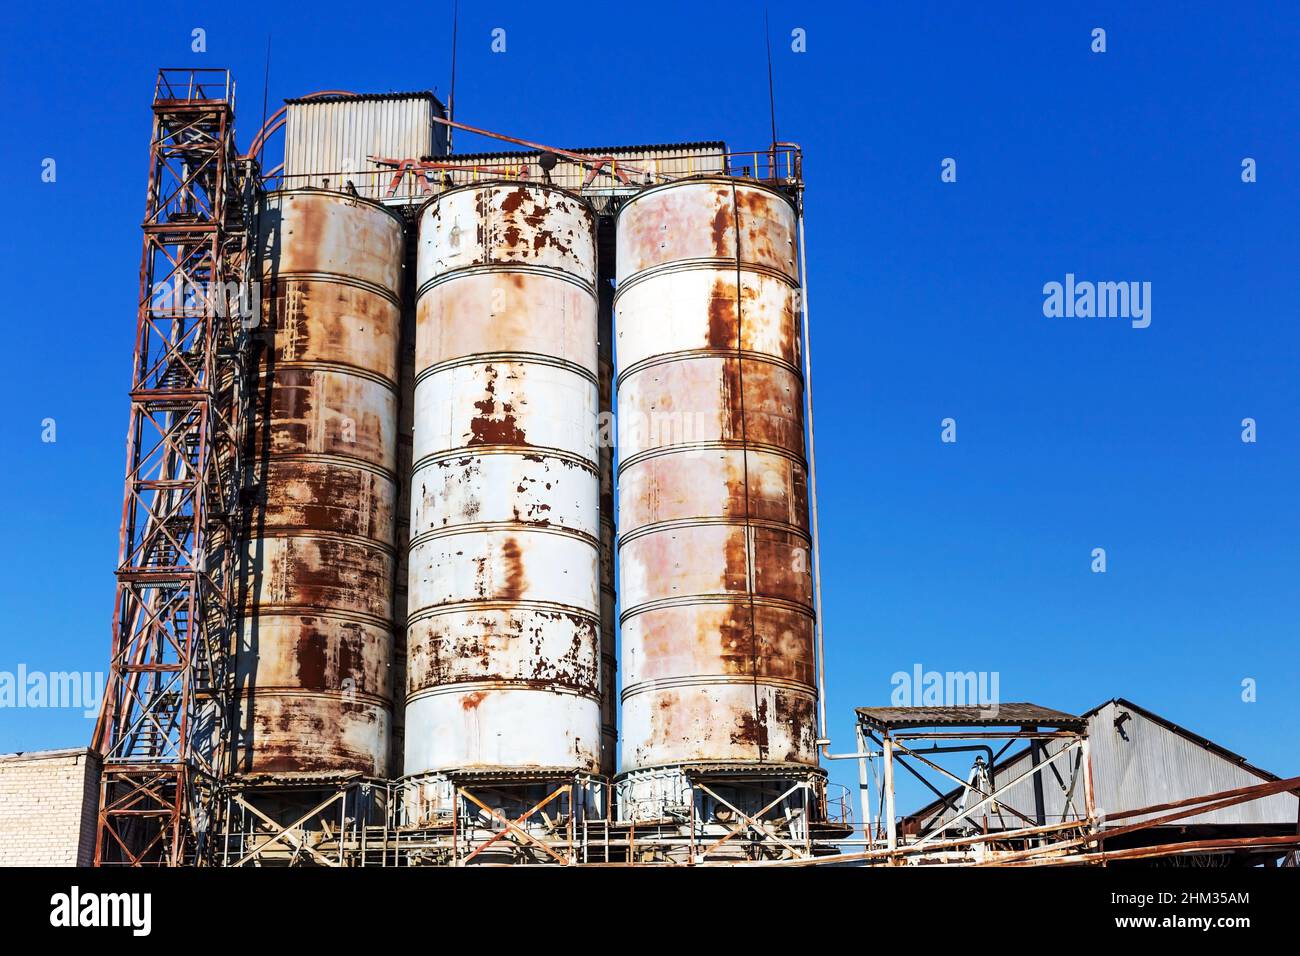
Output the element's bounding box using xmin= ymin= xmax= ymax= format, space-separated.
xmin=219 ymin=780 xmax=389 ymax=867
xmin=93 ymin=68 xmax=256 ymax=865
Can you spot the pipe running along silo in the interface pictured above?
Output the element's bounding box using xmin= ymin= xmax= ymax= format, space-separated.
xmin=614 ymin=177 xmax=818 ymax=815
xmin=240 ymin=190 xmax=404 ymax=776
xmin=405 ymin=183 xmax=603 ymax=785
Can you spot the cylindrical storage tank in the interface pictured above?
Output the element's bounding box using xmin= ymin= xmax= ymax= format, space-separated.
xmin=238 ymin=189 xmax=403 ymax=777
xmin=615 ymin=178 xmax=818 ymax=779
xmin=406 ymin=183 xmax=602 ymax=775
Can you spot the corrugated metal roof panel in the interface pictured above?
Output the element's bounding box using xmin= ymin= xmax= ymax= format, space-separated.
xmin=284 ymin=91 xmax=446 ymax=107
xmin=448 ymin=140 xmax=728 ymax=161
xmin=857 ymin=703 xmax=1086 ymax=731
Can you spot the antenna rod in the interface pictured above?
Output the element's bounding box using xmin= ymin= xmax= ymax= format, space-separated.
xmin=258 ymin=35 xmax=271 ymax=169
xmin=765 ymin=8 xmax=778 ymax=155
xmin=447 ymin=0 xmax=459 ymax=154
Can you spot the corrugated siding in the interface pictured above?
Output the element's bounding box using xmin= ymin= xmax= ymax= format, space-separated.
xmin=1087 ymin=702 xmax=1296 ymax=826
xmin=912 ymin=701 xmax=1298 ymax=830
xmin=283 ymin=97 xmax=442 ymax=200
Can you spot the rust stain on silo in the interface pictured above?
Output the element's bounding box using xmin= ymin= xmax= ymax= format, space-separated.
xmin=707 ymin=276 xmax=738 ymax=349
xmin=468 ymin=364 xmax=528 ymax=446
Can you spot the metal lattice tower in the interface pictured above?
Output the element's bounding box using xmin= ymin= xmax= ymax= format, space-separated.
xmin=93 ymin=69 xmax=255 ymax=865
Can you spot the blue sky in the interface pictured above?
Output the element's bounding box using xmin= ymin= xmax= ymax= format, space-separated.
xmin=1 ymin=2 xmax=1296 ymax=817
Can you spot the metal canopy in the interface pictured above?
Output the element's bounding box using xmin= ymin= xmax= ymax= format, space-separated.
xmin=855 ymin=703 xmax=1087 ymax=732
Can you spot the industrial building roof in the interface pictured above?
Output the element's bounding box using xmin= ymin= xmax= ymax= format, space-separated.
xmin=284 ymin=90 xmax=446 ymax=108
xmin=447 ymin=140 xmax=729 ymax=162
xmin=855 ymin=703 xmax=1087 ymax=732
xmin=903 ymin=698 xmax=1299 ymax=829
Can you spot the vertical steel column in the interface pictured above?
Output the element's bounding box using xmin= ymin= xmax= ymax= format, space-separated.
xmin=1081 ymin=734 xmax=1096 ymax=823
xmin=854 ymin=722 xmax=873 ymax=847
xmin=883 ymin=734 xmax=897 ymax=853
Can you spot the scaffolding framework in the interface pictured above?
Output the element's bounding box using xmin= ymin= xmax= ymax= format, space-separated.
xmin=94 ymin=69 xmax=255 ymax=865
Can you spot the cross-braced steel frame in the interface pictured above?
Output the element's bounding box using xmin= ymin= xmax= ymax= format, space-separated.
xmin=93 ymin=68 xmax=256 ymax=865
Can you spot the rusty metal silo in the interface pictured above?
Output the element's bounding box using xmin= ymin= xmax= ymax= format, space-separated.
xmin=405 ymin=182 xmax=603 ymax=778
xmin=614 ymin=178 xmax=818 ymax=810
xmin=238 ymin=189 xmax=403 ymax=777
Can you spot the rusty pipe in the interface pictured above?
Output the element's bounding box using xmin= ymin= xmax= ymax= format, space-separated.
xmin=794 ymin=194 xmax=834 ymax=760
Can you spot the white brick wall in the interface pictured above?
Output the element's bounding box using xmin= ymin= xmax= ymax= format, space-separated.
xmin=0 ymin=748 xmax=100 ymax=867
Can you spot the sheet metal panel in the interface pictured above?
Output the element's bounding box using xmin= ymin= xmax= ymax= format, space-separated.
xmin=282 ymin=94 xmax=446 ymax=200
xmin=910 ymin=701 xmax=1299 ymax=828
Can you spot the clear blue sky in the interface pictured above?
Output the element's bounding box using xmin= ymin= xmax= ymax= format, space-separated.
xmin=1 ymin=2 xmax=1296 ymax=817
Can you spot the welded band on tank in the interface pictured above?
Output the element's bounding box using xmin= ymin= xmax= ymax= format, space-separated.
xmin=414 ymin=177 xmax=596 ymax=213
xmin=406 ymin=599 xmax=600 ymax=627
xmin=620 ymin=673 xmax=816 ymax=702
xmin=612 ymin=258 xmax=797 ymax=302
xmin=414 ymin=352 xmax=598 ymax=389
xmin=241 ymin=604 xmax=394 ymax=631
xmin=412 ymin=445 xmax=599 ymax=475
xmin=409 ymin=521 xmax=599 ymax=549
xmin=415 ymin=262 xmax=597 ymax=300
xmin=405 ymin=680 xmax=601 ymax=706
xmin=269 ymin=360 xmax=400 ymax=391
xmin=617 ymin=761 xmax=824 ymax=778
xmin=400 ymin=769 xmax=604 ymax=787
xmin=615 ymin=348 xmax=802 ymax=389
xmin=244 ymin=527 xmax=399 ymax=555
xmin=616 ymin=439 xmax=806 ymax=477
xmin=255 ymin=450 xmax=399 ymax=483
xmin=268 ymin=186 xmax=407 ymax=218
xmin=618 ymin=592 xmax=815 ymax=625
xmin=615 ymin=761 xmax=822 ymax=782
xmin=266 ymin=270 xmax=402 ymax=307
xmin=257 ymin=451 xmax=397 ymax=482
xmin=235 ymin=686 xmax=390 ymax=708
xmin=617 ymin=174 xmax=796 ymax=214
xmin=616 ymin=515 xmax=812 ymax=549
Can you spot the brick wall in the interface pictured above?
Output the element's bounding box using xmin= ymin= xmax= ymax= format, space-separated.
xmin=0 ymin=748 xmax=101 ymax=867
